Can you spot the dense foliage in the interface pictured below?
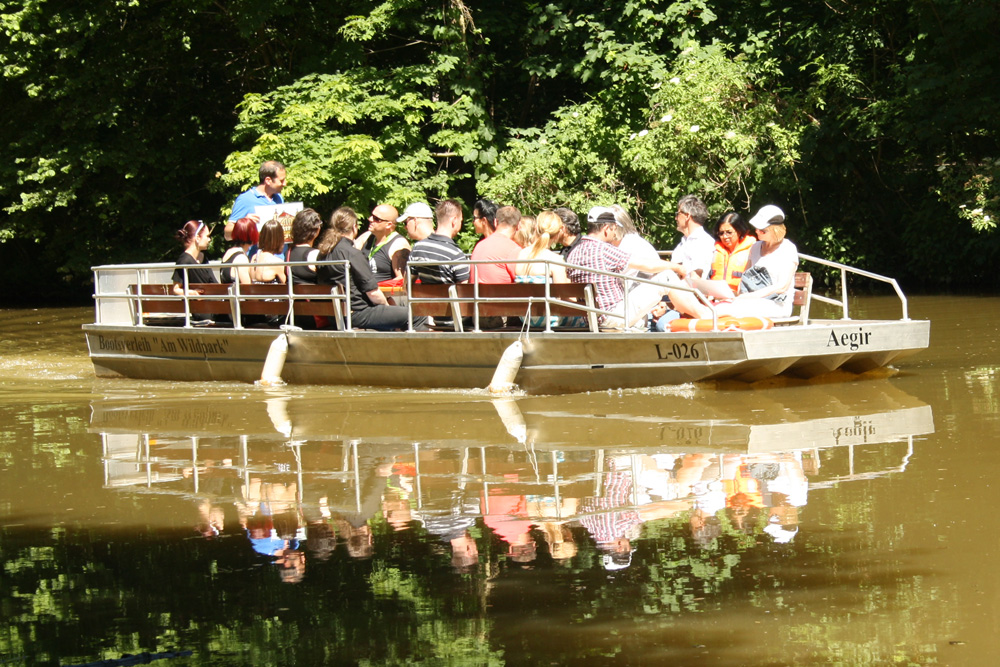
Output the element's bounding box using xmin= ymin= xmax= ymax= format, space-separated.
xmin=2 ymin=0 xmax=998 ymax=301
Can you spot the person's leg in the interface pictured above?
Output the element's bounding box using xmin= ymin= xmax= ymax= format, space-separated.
xmin=352 ymin=305 xmax=428 ymax=331
xmin=667 ymin=288 xmax=712 ymax=319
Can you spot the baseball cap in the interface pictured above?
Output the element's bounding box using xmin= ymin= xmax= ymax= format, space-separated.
xmin=397 ymin=202 xmax=434 ymax=222
xmin=748 ymin=205 xmax=786 ymax=230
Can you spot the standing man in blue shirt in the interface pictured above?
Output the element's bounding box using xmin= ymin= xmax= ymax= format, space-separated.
xmin=223 ymin=161 xmax=287 ymax=240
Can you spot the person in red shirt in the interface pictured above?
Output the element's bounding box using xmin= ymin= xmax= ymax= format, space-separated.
xmin=470 ymin=205 xmax=523 ymax=283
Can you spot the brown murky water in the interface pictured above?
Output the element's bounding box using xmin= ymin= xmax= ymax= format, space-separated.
xmin=1 ymin=296 xmax=997 ymax=666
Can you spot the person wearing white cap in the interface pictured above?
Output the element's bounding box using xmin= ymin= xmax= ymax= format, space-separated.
xmin=716 ymin=204 xmax=799 ymax=319
xmin=397 ymin=201 xmax=435 ymax=242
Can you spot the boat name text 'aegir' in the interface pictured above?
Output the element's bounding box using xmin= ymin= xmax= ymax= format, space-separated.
xmin=827 ymin=328 xmax=871 ymax=351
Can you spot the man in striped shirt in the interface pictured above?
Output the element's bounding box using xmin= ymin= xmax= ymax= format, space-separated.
xmin=567 ymin=210 xmax=709 ymax=328
xmin=408 ymin=199 xmax=470 ymax=285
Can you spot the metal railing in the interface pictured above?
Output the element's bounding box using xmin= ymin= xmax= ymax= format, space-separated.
xmin=91 ymin=259 xmax=354 ymax=329
xmin=797 ymin=253 xmax=910 ymax=321
xmin=404 ymin=257 xmax=716 ymax=331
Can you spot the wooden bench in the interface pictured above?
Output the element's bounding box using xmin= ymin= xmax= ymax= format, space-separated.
xmin=409 ymin=282 xmax=599 ymax=332
xmin=233 ymin=284 xmax=345 ymax=329
xmin=129 ymin=283 xmax=233 ymax=325
xmin=128 ymin=283 xmax=346 ymax=329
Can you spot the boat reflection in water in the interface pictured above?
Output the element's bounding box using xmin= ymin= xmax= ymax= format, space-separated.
xmin=92 ymin=380 xmax=934 ymax=582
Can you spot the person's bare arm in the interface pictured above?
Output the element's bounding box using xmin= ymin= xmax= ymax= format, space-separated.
xmin=366 ymin=289 xmax=389 ymax=306
xmin=627 ymin=256 xmax=686 ymax=280
xmin=389 ymin=239 xmax=412 ymax=279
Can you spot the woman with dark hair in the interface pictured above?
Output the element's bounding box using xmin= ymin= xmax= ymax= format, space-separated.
xmin=287 ymin=209 xmax=323 ymax=329
xmin=316 ymin=207 xmax=426 ymax=331
xmin=709 ymin=212 xmax=756 ymax=295
xmin=250 ymin=219 xmax=287 ymax=284
xmin=221 ymin=217 xmax=259 ymax=285
xmin=288 ymin=208 xmax=323 ymax=285
xmin=171 ymin=220 xmax=218 ymax=295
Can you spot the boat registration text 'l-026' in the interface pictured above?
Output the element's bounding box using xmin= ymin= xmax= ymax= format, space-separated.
xmin=655 ymin=342 xmax=705 ymax=362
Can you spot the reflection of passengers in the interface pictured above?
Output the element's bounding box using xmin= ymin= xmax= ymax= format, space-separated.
xmin=481 ymin=489 xmax=536 ymax=564
xmin=239 ymin=478 xmax=306 ymax=582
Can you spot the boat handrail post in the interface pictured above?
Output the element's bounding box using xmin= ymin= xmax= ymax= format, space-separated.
xmin=405 ymin=265 xmax=416 ymax=333
xmin=344 ymin=260 xmax=353 ymax=331
xmin=543 ymin=265 xmax=553 ymax=332
xmin=232 ymin=279 xmax=243 ymax=329
xmin=94 ymin=269 xmax=103 ymax=325
xmin=180 ymin=266 xmax=193 ymax=327
xmin=840 ymin=268 xmax=850 ymax=319
xmin=472 ymin=275 xmax=481 ymax=333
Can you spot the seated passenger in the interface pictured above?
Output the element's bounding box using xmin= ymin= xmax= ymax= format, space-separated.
xmin=672 ymin=195 xmax=715 ymax=280
xmin=171 ymin=220 xmax=218 ymax=295
xmin=515 ymin=211 xmax=568 ymax=284
xmin=407 ymin=199 xmax=470 ymax=285
xmin=316 ymin=207 xmax=427 ymax=331
xmin=287 ymin=209 xmax=323 ymax=285
xmin=716 ymin=205 xmax=799 ymax=319
xmin=517 ymin=211 xmax=574 ymax=328
xmin=221 ymin=217 xmax=258 ymax=285
xmin=708 ymin=212 xmax=756 ymax=295
xmin=513 ymin=214 xmax=534 ymax=249
xmin=566 ymin=211 xmax=709 ymax=329
xmin=355 ymin=204 xmax=410 ymax=282
xmin=250 ymin=219 xmax=287 ymax=285
xmin=607 ymin=205 xmax=660 ymax=280
xmin=552 ymin=207 xmax=581 ymax=259
xmin=287 ymin=208 xmax=324 ymax=329
xmin=471 ymin=205 xmax=522 ymax=283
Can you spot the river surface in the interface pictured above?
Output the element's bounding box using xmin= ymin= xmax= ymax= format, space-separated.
xmin=0 ymin=296 xmax=997 ymax=666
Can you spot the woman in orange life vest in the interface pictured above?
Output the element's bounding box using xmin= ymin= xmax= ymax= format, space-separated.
xmin=709 ymin=212 xmax=756 ymax=295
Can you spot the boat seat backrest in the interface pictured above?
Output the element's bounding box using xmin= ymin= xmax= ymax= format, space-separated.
xmin=409 ymin=282 xmax=598 ymax=331
xmin=127 ymin=283 xmax=347 ymax=329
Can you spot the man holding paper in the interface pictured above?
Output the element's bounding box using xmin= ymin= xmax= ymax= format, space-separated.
xmin=224 ymin=161 xmax=287 ymax=240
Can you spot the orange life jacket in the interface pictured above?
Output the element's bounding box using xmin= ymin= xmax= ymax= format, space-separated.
xmin=709 ymin=235 xmax=756 ymax=293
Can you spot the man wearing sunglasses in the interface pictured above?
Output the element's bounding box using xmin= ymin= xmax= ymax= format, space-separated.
xmin=355 ymin=204 xmax=410 ymax=282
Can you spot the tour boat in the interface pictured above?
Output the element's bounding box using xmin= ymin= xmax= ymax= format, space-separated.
xmin=83 ymin=253 xmax=930 ymax=395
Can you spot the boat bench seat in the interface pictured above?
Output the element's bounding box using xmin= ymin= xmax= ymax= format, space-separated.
xmin=127 ymin=283 xmax=346 ymax=329
xmin=770 ymin=272 xmax=813 ymax=326
xmin=409 ymin=282 xmax=599 ymax=332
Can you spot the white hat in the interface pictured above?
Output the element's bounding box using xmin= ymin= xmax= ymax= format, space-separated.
xmin=748 ymin=205 xmax=785 ymax=230
xmin=397 ymin=202 xmax=434 ymax=222
xmin=587 ymin=206 xmax=615 ymax=223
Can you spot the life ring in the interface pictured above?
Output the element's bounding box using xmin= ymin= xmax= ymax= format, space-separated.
xmin=669 ymin=316 xmax=773 ymax=332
